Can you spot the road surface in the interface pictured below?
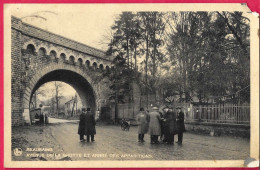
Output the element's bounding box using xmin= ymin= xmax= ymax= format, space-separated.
xmin=12 ymin=118 xmax=250 ymax=161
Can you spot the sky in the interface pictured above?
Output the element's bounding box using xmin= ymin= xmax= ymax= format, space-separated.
xmin=10 ymin=4 xmax=123 ymax=50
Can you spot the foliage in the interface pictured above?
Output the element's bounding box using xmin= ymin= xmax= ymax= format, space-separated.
xmin=166 ymin=11 xmax=250 ymax=104
xmin=104 ymin=55 xmax=136 ymax=103
xmin=105 ymin=11 xmax=250 ymax=104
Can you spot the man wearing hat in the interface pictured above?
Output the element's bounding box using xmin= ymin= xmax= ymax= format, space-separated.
xmin=136 ymin=107 xmax=149 ymax=142
xmin=78 ymin=108 xmax=86 ymax=142
xmin=148 ymin=106 xmax=162 ymax=144
xmin=176 ymin=107 xmax=185 ymax=144
xmin=164 ymin=107 xmax=177 ymax=144
xmin=85 ymin=108 xmax=96 ymax=142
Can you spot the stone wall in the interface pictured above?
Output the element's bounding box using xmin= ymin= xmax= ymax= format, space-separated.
xmin=185 ymin=122 xmax=250 ymax=138
xmin=11 ymin=27 xmax=24 ymax=126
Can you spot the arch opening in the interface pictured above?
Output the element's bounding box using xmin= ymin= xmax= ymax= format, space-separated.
xmin=86 ymin=60 xmax=90 ymax=67
xmin=29 ymin=69 xmax=97 ymax=117
xmin=39 ymin=47 xmax=47 ymax=56
xmin=60 ymin=53 xmax=66 ymax=62
xmin=50 ymin=50 xmax=57 ymax=61
xmin=26 ymin=44 xmax=36 ymax=54
xmin=99 ymin=64 xmax=104 ymax=71
xmin=93 ymin=62 xmax=97 ymax=70
xmin=31 ymin=81 xmax=84 ymax=118
xmin=77 ymin=58 xmax=83 ymax=66
xmin=69 ymin=56 xmax=75 ymax=65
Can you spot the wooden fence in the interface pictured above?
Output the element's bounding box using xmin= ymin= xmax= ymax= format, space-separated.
xmin=110 ymin=103 xmax=140 ymax=121
xmin=187 ymin=104 xmax=250 ymax=125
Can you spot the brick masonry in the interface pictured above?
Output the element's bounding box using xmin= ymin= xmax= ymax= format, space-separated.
xmin=11 ymin=16 xmax=113 ymax=126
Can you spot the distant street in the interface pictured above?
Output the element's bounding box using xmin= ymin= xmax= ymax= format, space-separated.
xmin=12 ymin=118 xmax=249 ymax=161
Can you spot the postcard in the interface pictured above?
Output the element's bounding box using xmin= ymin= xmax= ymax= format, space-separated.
xmin=4 ymin=3 xmax=259 ymax=168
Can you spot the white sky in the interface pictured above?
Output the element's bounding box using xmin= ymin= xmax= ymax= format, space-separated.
xmin=11 ymin=4 xmax=123 ymax=50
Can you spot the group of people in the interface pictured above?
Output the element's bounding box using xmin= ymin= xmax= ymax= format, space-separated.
xmin=78 ymin=108 xmax=96 ymax=142
xmin=136 ymin=106 xmax=185 ymax=144
xmin=77 ymin=106 xmax=185 ymax=145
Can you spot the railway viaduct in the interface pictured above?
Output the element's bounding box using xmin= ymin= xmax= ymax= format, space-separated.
xmin=11 ymin=16 xmax=113 ymax=126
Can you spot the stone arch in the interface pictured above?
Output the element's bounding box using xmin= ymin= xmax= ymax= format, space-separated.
xmin=38 ymin=47 xmax=47 ymax=58
xmin=50 ymin=50 xmax=57 ymax=61
xmin=93 ymin=62 xmax=97 ymax=70
xmin=23 ymin=40 xmax=37 ymax=50
xmin=47 ymin=47 xmax=59 ymax=56
xmin=22 ymin=62 xmax=98 ymax=124
xmin=36 ymin=45 xmax=48 ymax=53
xmin=58 ymin=50 xmax=68 ymax=59
xmin=69 ymin=55 xmax=75 ymax=64
xmin=26 ymin=44 xmax=36 ymax=54
xmin=85 ymin=60 xmax=90 ymax=67
xmin=77 ymin=58 xmax=83 ymax=66
xmin=105 ymin=65 xmax=110 ymax=70
xmin=60 ymin=53 xmax=67 ymax=62
xmin=99 ymin=64 xmax=104 ymax=70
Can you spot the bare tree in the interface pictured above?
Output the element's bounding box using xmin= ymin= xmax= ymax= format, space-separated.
xmin=52 ymin=81 xmax=64 ymax=115
xmin=30 ymin=85 xmax=47 ymax=109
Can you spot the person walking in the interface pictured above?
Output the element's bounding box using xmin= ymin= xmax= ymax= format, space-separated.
xmin=176 ymin=107 xmax=185 ymax=144
xmin=164 ymin=107 xmax=177 ymax=145
xmin=85 ymin=108 xmax=96 ymax=142
xmin=78 ymin=108 xmax=86 ymax=142
xmin=148 ymin=107 xmax=162 ymax=144
xmin=136 ymin=107 xmax=149 ymax=142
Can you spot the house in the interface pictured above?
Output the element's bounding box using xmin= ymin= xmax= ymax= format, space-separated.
xmin=64 ymin=96 xmax=78 ymax=117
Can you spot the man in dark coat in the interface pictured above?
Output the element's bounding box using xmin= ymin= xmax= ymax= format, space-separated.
xmin=78 ymin=108 xmax=86 ymax=142
xmin=176 ymin=107 xmax=185 ymax=144
xmin=164 ymin=107 xmax=177 ymax=145
xmin=85 ymin=108 xmax=96 ymax=142
xmin=136 ymin=107 xmax=149 ymax=142
xmin=39 ymin=104 xmax=44 ymax=125
xmin=161 ymin=107 xmax=169 ymax=142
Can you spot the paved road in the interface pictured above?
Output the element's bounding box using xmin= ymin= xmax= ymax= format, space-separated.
xmin=12 ymin=118 xmax=250 ymax=161
xmin=48 ymin=117 xmax=79 ymax=123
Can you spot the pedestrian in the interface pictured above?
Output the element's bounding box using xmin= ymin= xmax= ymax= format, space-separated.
xmin=136 ymin=107 xmax=149 ymax=142
xmin=164 ymin=107 xmax=177 ymax=145
xmin=85 ymin=108 xmax=96 ymax=142
xmin=176 ymin=107 xmax=185 ymax=144
xmin=44 ymin=111 xmax=49 ymax=124
xmin=160 ymin=107 xmax=168 ymax=142
xmin=78 ymin=108 xmax=86 ymax=142
xmin=148 ymin=107 xmax=162 ymax=144
xmin=39 ymin=104 xmax=44 ymax=125
xmin=41 ymin=106 xmax=50 ymax=125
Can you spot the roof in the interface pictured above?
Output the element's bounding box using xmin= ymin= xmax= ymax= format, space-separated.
xmin=65 ymin=98 xmax=75 ymax=104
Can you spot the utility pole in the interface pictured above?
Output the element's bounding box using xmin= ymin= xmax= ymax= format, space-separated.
xmin=75 ymin=94 xmax=77 ymax=115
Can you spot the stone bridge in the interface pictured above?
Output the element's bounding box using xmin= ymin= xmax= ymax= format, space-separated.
xmin=11 ymin=16 xmax=113 ymax=126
